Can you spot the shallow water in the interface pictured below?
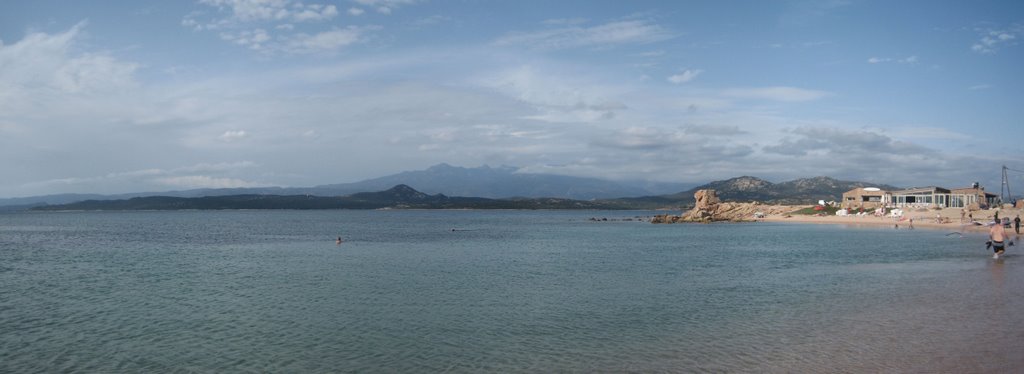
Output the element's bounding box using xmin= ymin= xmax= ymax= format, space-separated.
xmin=1 ymin=210 xmax=1022 ymax=372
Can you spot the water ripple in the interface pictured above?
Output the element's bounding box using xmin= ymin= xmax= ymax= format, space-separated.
xmin=1 ymin=211 xmax=1023 ymax=372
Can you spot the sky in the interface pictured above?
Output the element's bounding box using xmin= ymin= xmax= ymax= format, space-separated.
xmin=1 ymin=0 xmax=1022 ymax=198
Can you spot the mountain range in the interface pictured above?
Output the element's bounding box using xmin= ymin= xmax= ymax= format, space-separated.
xmin=29 ymin=176 xmax=898 ymax=211
xmin=3 ymin=164 xmax=898 ymax=211
xmin=32 ymin=185 xmax=637 ymax=211
xmin=664 ymin=176 xmax=900 ymax=205
xmin=0 ymin=164 xmax=692 ymax=208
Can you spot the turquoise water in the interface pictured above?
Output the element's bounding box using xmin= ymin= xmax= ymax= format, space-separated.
xmin=1 ymin=210 xmax=1022 ymax=372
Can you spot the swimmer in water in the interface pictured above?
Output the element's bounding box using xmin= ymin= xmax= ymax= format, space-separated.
xmin=336 ymin=236 xmax=343 ymax=245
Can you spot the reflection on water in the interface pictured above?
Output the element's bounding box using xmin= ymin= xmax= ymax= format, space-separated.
xmin=1 ymin=211 xmax=1023 ymax=372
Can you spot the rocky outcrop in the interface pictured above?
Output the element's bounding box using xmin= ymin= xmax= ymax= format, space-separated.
xmin=651 ymin=189 xmax=800 ymax=223
xmin=683 ymin=189 xmax=721 ymax=222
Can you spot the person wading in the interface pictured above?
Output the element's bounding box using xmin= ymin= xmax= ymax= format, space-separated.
xmin=990 ymin=221 xmax=1008 ymax=259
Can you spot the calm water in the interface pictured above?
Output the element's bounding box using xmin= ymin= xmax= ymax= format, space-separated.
xmin=1 ymin=210 xmax=1022 ymax=372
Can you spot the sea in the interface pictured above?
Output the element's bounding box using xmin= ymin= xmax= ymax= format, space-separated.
xmin=1 ymin=210 xmax=1022 ymax=373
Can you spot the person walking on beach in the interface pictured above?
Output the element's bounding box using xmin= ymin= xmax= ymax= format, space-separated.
xmin=990 ymin=220 xmax=1007 ymax=259
xmin=1015 ymin=215 xmax=1021 ymax=235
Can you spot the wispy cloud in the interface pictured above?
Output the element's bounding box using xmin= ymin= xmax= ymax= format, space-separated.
xmin=971 ymin=26 xmax=1020 ymax=54
xmin=284 ymin=27 xmax=370 ymax=53
xmin=969 ymin=84 xmax=992 ymax=91
xmin=667 ymin=69 xmax=703 ymax=84
xmin=219 ymin=29 xmax=271 ymax=50
xmin=218 ymin=26 xmax=373 ymax=54
xmin=185 ymin=0 xmax=339 ymax=30
xmin=494 ymin=19 xmax=673 ymax=50
xmin=352 ymin=0 xmax=420 ymax=14
xmin=763 ymin=127 xmax=929 ymax=157
xmin=219 ymin=130 xmax=249 ymax=142
xmin=153 ymin=175 xmax=263 ymax=189
xmin=721 ymin=86 xmax=832 ymax=102
xmin=24 ymin=162 xmax=264 ymax=191
xmin=0 ymin=21 xmax=139 ymax=95
xmin=867 ymin=55 xmax=918 ymax=64
xmin=185 ymin=0 xmax=371 ymax=55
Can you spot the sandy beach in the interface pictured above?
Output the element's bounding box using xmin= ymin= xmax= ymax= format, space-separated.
xmin=762 ymin=206 xmax=1024 ymax=235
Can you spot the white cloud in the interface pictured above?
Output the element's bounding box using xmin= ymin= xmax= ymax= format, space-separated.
xmin=194 ymin=0 xmax=339 ymax=25
xmin=867 ymin=55 xmax=918 ymax=64
xmin=476 ymin=65 xmax=630 ymax=123
xmin=175 ymin=161 xmax=258 ymax=173
xmin=969 ymin=84 xmax=992 ymax=91
xmin=0 ymin=22 xmax=139 ymax=95
xmin=494 ymin=19 xmax=673 ymax=50
xmin=22 ymin=163 xmax=263 ymax=193
xmin=667 ymin=69 xmax=703 ymax=84
xmin=186 ymin=0 xmax=358 ymax=54
xmin=292 ymin=4 xmax=338 ymax=21
xmin=220 ymin=29 xmax=271 ymax=50
xmin=352 ymin=0 xmax=419 ymax=14
xmin=154 ymin=175 xmax=263 ymax=189
xmin=284 ymin=27 xmax=367 ymax=53
xmin=348 ymin=7 xmax=365 ymax=16
xmin=218 ymin=26 xmax=371 ymax=54
xmin=219 ymin=130 xmax=249 ymax=141
xmin=1 ymin=15 xmax=1014 ymax=197
xmin=971 ymin=27 xmax=1020 ymax=54
xmin=722 ymin=86 xmax=832 ymax=102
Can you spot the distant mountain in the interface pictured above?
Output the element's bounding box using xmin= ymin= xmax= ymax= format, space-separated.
xmin=310 ymin=163 xmax=691 ymax=199
xmin=0 ymin=193 xmax=111 ymax=208
xmin=1 ymin=164 xmax=692 ymax=209
xmin=664 ymin=176 xmax=899 ymax=205
xmin=33 ymin=185 xmax=639 ymax=211
xmin=26 ymin=176 xmax=903 ymax=211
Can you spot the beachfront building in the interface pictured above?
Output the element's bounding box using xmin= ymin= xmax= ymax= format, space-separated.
xmin=888 ymin=187 xmax=952 ymax=208
xmin=887 ymin=185 xmax=999 ymax=209
xmin=841 ymin=187 xmax=886 ymax=210
xmin=949 ymin=185 xmax=999 ymax=209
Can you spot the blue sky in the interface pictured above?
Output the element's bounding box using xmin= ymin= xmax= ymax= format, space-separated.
xmin=1 ymin=0 xmax=1022 ymax=197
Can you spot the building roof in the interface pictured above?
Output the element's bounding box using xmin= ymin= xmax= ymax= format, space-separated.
xmin=890 ymin=186 xmax=951 ymax=195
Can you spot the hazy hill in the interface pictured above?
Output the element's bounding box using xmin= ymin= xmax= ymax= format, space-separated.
xmin=27 ymin=176 xmax=902 ymax=211
xmin=663 ymin=176 xmax=899 ymax=205
xmin=32 ymin=185 xmax=637 ymax=211
xmin=309 ymin=163 xmax=691 ymax=199
xmin=1 ymin=164 xmax=692 ymax=208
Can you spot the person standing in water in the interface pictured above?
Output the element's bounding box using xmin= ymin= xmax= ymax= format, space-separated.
xmin=990 ymin=220 xmax=1007 ymax=259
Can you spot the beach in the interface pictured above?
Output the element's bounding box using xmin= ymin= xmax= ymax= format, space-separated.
xmin=763 ymin=206 xmax=1024 ymax=234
